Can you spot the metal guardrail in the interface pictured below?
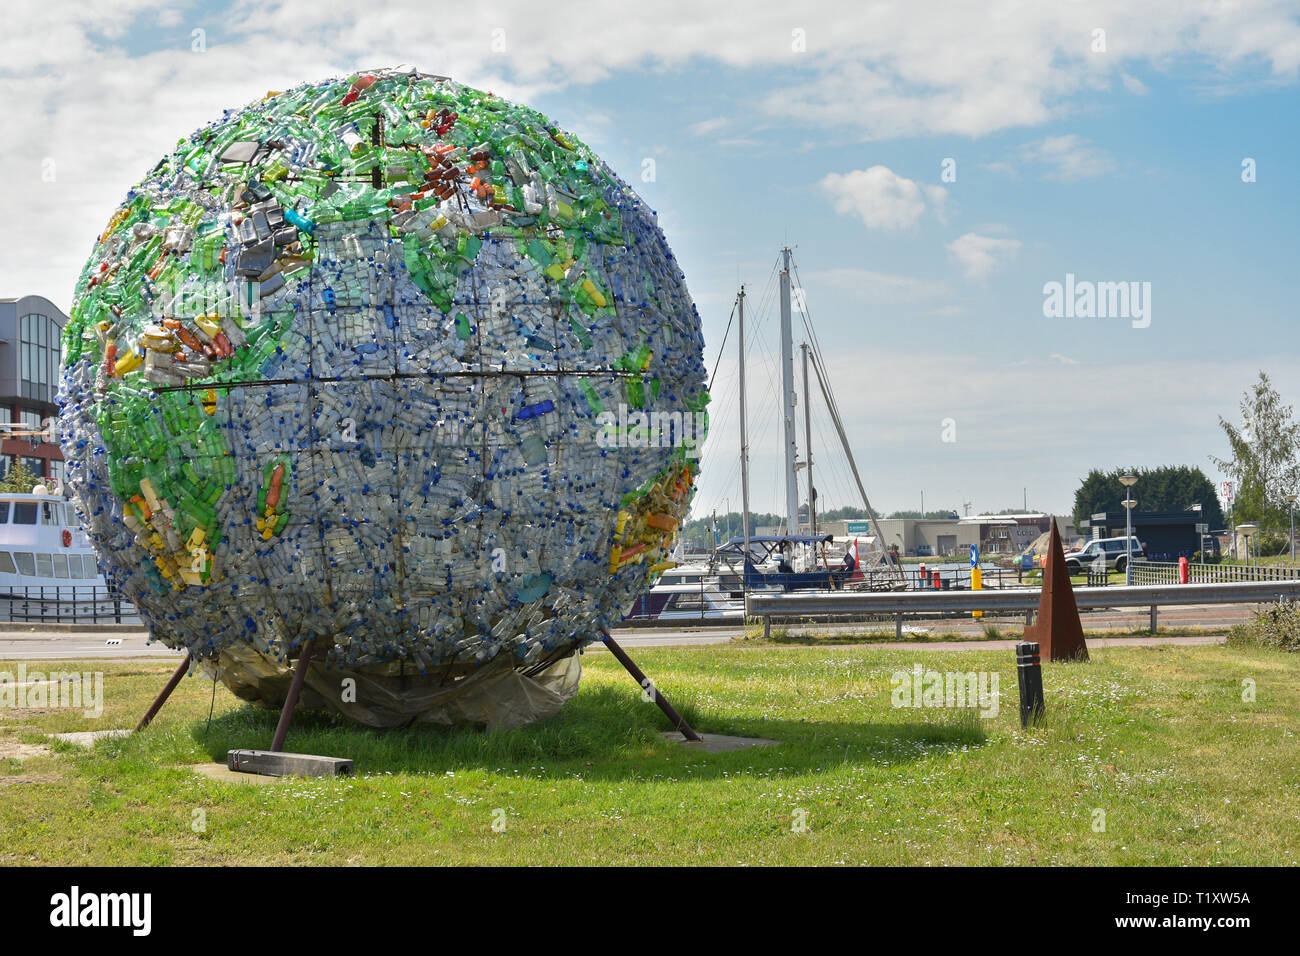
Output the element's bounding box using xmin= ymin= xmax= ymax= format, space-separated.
xmin=0 ymin=585 xmax=140 ymax=624
xmin=746 ymin=580 xmax=1300 ymax=636
xmin=747 ymin=580 xmax=1300 ymax=616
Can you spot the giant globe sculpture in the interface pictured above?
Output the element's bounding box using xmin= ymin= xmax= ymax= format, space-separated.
xmin=59 ymin=68 xmax=708 ymax=728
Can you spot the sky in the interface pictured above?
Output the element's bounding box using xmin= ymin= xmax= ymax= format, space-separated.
xmin=2 ymin=0 xmax=1298 ymax=520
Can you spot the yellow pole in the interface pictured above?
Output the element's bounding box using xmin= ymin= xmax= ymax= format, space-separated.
xmin=972 ymin=567 xmax=983 ymax=618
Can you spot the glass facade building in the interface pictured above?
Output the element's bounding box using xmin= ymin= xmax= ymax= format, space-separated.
xmin=0 ymin=294 xmax=69 ymax=482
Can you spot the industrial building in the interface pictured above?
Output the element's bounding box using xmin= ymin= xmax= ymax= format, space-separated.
xmin=823 ymin=513 xmax=1072 ymax=557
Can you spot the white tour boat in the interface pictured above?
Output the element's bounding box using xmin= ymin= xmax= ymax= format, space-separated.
xmin=0 ymin=482 xmax=134 ymax=622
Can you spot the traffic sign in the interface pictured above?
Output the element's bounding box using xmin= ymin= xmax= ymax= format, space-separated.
xmin=970 ymin=544 xmax=979 ymax=567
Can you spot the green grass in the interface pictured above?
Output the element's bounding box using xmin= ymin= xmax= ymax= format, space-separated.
xmin=2 ymin=643 xmax=1298 ymax=865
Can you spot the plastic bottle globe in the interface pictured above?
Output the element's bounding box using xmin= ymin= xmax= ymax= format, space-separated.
xmin=58 ymin=68 xmax=709 ymax=728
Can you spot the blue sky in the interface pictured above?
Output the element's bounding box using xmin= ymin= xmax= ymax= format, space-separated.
xmin=3 ymin=0 xmax=1298 ymax=520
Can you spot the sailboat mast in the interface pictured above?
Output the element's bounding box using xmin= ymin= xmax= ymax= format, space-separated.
xmin=801 ymin=341 xmax=816 ymax=536
xmin=737 ymin=287 xmax=752 ymax=561
xmin=778 ymin=246 xmax=800 ymax=534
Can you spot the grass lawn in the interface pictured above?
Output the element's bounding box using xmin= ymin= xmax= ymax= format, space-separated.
xmin=2 ymin=642 xmax=1297 ymax=866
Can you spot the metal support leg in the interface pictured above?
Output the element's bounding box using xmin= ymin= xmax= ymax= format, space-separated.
xmin=1149 ymin=605 xmax=1158 ymax=633
xmin=600 ymin=629 xmax=701 ymax=742
xmin=270 ymin=637 xmax=316 ymax=753
xmin=896 ymin=612 xmax=903 ymax=640
xmin=136 ymin=656 xmax=191 ymax=732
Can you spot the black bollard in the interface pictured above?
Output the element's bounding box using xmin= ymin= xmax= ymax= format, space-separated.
xmin=1015 ymin=641 xmax=1046 ymax=727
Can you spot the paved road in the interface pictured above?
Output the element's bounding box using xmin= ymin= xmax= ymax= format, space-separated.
xmin=0 ymin=601 xmax=1248 ymax=660
xmin=0 ymin=630 xmax=182 ymax=661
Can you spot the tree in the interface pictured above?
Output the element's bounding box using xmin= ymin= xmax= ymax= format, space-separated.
xmin=1210 ymin=371 xmax=1300 ymax=535
xmin=1072 ymin=466 xmax=1225 ymax=531
xmin=0 ymin=459 xmax=41 ymax=494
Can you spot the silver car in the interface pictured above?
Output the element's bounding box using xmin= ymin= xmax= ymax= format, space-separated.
xmin=1064 ymin=537 xmax=1144 ymax=574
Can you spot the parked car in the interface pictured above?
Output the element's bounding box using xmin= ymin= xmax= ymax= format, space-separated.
xmin=1063 ymin=536 xmax=1144 ymax=574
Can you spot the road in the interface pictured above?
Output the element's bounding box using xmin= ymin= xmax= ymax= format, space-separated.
xmin=0 ymin=600 xmax=1249 ymax=660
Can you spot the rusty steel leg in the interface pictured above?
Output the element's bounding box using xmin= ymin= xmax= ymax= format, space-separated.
xmin=135 ymin=656 xmax=191 ymax=732
xmin=600 ymin=629 xmax=702 ymax=742
xmin=270 ymin=638 xmax=316 ymax=753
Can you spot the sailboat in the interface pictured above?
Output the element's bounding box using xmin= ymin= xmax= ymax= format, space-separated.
xmin=728 ymin=247 xmax=905 ymax=593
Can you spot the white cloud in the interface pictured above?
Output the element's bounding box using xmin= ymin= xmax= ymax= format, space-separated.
xmin=762 ymin=2 xmax=1300 ymax=140
xmin=687 ymin=117 xmax=728 ymax=137
xmin=2 ymin=0 xmax=1299 ymax=303
xmin=1121 ymin=73 xmax=1150 ymax=95
xmin=1020 ymin=134 xmax=1117 ymax=181
xmin=982 ymin=161 xmax=1020 ymax=178
xmin=819 ymin=166 xmax=947 ymax=231
xmin=946 ymin=233 xmax=1023 ymax=279
xmin=693 ymin=346 xmax=1265 ymax=517
xmin=799 ymin=268 xmax=949 ymax=304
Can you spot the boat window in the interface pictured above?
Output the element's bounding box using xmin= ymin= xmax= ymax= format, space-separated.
xmin=12 ymin=503 xmax=37 ymax=525
xmin=35 ymin=553 xmax=52 ymax=577
xmin=0 ymin=502 xmax=7 ymax=523
xmin=52 ymin=554 xmax=68 ymax=578
xmin=0 ymin=552 xmax=14 ymax=574
xmin=40 ymin=502 xmax=56 ymax=525
xmin=13 ymin=552 xmax=35 ymax=576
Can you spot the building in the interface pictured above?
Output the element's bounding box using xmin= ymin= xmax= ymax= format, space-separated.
xmin=0 ymin=294 xmax=68 ymax=482
xmin=822 ymin=513 xmax=1066 ymax=557
xmin=1085 ymin=510 xmax=1207 ymax=561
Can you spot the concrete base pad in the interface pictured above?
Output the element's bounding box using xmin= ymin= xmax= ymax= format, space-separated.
xmin=46 ymin=729 xmax=132 ymax=749
xmin=191 ymin=763 xmax=292 ymax=785
xmin=659 ymin=731 xmax=779 ymax=753
xmin=227 ymin=749 xmax=354 ymax=778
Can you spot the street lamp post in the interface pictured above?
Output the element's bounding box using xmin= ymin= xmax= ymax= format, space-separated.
xmin=1236 ymin=523 xmax=1260 ymax=567
xmin=1120 ymin=474 xmax=1138 ymax=586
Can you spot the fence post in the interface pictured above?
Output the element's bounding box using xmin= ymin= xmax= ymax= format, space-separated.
xmin=1149 ymin=605 xmax=1158 ymax=633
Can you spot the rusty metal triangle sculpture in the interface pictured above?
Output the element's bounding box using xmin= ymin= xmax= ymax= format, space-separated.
xmin=1024 ymin=520 xmax=1089 ymax=662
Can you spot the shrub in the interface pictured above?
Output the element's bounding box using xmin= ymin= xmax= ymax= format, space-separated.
xmin=1226 ymin=601 xmax=1300 ymax=652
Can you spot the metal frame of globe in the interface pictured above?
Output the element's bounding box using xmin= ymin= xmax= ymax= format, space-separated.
xmin=130 ymin=630 xmax=702 ymax=762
